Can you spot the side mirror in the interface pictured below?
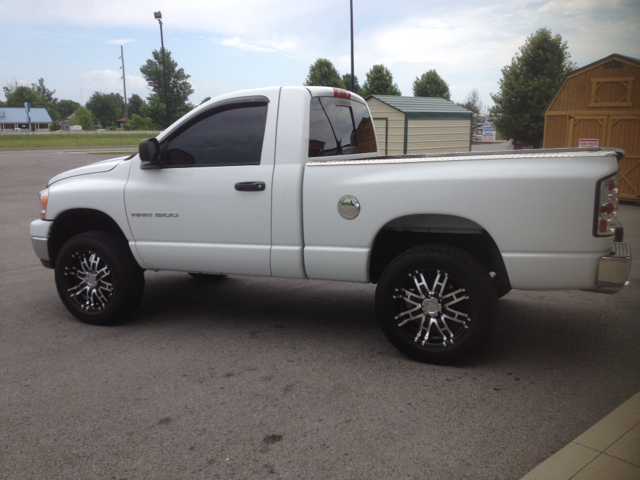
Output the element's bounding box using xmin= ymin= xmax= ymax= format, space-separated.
xmin=139 ymin=137 xmax=161 ymax=168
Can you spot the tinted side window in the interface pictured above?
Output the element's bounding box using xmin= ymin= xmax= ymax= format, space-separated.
xmin=164 ymin=104 xmax=268 ymax=167
xmin=309 ymin=97 xmax=377 ymax=157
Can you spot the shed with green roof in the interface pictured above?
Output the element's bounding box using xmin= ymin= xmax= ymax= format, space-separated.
xmin=365 ymin=95 xmax=473 ymax=155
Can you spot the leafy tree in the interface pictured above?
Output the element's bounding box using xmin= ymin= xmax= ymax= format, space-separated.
xmin=85 ymin=92 xmax=121 ymax=128
xmin=140 ymin=49 xmax=195 ymax=127
xmin=490 ymin=28 xmax=576 ymax=147
xmin=70 ymin=107 xmax=94 ymax=131
xmin=57 ymin=99 xmax=81 ymax=119
xmin=3 ymin=81 xmax=60 ymax=121
xmin=0 ymin=99 xmax=5 ymax=107
xmin=360 ymin=65 xmax=401 ymax=97
xmin=342 ymin=73 xmax=361 ymax=94
xmin=124 ymin=113 xmax=156 ymax=131
xmin=413 ymin=69 xmax=451 ymax=100
xmin=31 ymin=78 xmax=57 ymax=104
xmin=109 ymin=93 xmax=126 ymax=118
xmin=3 ymin=85 xmax=43 ymax=108
xmin=199 ymin=96 xmax=211 ymax=105
xmin=142 ymin=91 xmax=194 ymax=129
xmin=128 ymin=94 xmax=145 ymax=117
xmin=303 ymin=59 xmax=345 ymax=88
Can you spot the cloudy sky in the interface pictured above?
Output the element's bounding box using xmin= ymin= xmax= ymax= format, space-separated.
xmin=1 ymin=0 xmax=638 ymax=110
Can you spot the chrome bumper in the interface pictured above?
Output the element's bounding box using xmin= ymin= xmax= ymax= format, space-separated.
xmin=583 ymin=242 xmax=632 ymax=294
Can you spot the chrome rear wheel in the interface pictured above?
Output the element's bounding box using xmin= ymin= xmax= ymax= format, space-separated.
xmin=376 ymin=244 xmax=497 ymax=364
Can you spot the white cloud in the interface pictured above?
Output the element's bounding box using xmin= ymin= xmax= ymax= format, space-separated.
xmin=211 ymin=34 xmax=299 ymax=53
xmin=216 ymin=37 xmax=276 ymax=53
xmin=81 ymin=70 xmax=148 ymax=96
xmin=106 ymin=39 xmax=136 ymax=45
xmin=3 ymin=1 xmax=638 ymax=108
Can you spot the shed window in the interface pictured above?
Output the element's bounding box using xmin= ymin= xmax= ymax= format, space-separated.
xmin=604 ymin=60 xmax=623 ymax=69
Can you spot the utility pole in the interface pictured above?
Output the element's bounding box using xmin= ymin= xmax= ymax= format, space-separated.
xmin=350 ymin=0 xmax=354 ymax=92
xmin=120 ymin=45 xmax=128 ymax=120
xmin=154 ymin=11 xmax=171 ymax=128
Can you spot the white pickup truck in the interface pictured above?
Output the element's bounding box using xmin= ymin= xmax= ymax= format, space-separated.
xmin=30 ymin=86 xmax=631 ymax=364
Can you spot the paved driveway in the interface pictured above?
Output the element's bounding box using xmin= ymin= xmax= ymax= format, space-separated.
xmin=1 ymin=149 xmax=639 ymax=479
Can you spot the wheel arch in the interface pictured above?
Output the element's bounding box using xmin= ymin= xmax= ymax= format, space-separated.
xmin=48 ymin=208 xmax=129 ymax=267
xmin=368 ymin=214 xmax=511 ymax=295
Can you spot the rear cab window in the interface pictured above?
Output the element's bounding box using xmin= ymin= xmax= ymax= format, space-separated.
xmin=308 ymin=89 xmax=377 ymax=158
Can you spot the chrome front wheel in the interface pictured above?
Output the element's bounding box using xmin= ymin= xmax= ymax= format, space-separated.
xmin=63 ymin=249 xmax=114 ymax=312
xmin=55 ymin=231 xmax=144 ymax=325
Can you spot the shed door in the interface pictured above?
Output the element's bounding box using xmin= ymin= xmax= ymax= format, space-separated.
xmin=609 ymin=116 xmax=640 ymax=201
xmin=566 ymin=116 xmax=607 ymax=148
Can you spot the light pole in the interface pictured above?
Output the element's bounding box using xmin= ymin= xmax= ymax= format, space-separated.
xmin=350 ymin=0 xmax=354 ymax=92
xmin=154 ymin=11 xmax=171 ymax=127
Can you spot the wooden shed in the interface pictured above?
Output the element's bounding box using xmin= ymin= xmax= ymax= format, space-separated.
xmin=543 ymin=53 xmax=640 ymax=202
xmin=366 ymin=95 xmax=473 ymax=155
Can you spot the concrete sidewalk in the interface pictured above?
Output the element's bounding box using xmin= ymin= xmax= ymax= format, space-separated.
xmin=521 ymin=392 xmax=640 ymax=479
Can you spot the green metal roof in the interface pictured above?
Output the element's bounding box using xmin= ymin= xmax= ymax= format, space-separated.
xmin=367 ymin=95 xmax=473 ymax=120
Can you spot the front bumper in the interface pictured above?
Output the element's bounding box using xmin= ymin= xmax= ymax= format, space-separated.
xmin=30 ymin=219 xmax=53 ymax=269
xmin=583 ymin=242 xmax=632 ymax=294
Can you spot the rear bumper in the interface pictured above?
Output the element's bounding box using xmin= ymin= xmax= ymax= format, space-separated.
xmin=582 ymin=242 xmax=632 ymax=294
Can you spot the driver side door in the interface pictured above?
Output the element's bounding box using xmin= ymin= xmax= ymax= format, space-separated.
xmin=124 ymin=91 xmax=279 ymax=276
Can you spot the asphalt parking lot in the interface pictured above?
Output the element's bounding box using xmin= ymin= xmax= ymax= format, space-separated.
xmin=1 ymin=149 xmax=639 ymax=479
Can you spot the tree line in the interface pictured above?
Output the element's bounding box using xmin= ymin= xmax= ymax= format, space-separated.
xmin=303 ymin=28 xmax=574 ymax=147
xmin=0 ymin=48 xmax=196 ymax=132
xmin=2 ymin=27 xmax=573 ymax=146
xmin=303 ymin=59 xmax=484 ymax=126
xmin=304 ymin=59 xmax=452 ymax=100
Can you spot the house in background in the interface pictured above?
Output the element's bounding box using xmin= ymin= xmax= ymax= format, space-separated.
xmin=58 ymin=115 xmax=73 ymax=131
xmin=543 ymin=53 xmax=640 ymax=202
xmin=0 ymin=107 xmax=52 ymax=131
xmin=365 ymin=95 xmax=473 ymax=155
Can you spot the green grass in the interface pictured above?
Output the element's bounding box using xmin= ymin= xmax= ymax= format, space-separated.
xmin=0 ymin=133 xmax=156 ymax=149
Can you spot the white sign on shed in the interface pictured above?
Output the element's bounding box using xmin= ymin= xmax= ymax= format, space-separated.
xmin=579 ymin=138 xmax=599 ymax=147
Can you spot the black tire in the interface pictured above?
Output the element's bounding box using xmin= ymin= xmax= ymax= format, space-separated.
xmin=54 ymin=231 xmax=145 ymax=326
xmin=375 ymin=244 xmax=497 ymax=364
xmin=188 ymin=273 xmax=227 ymax=281
xmin=496 ymin=283 xmax=512 ymax=299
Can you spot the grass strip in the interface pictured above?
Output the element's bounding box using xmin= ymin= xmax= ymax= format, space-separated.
xmin=0 ymin=133 xmax=157 ymax=149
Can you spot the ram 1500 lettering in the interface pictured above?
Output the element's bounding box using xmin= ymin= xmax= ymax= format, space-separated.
xmin=30 ymin=86 xmax=632 ymax=364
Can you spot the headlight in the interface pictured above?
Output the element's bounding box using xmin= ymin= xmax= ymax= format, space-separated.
xmin=39 ymin=189 xmax=49 ymax=219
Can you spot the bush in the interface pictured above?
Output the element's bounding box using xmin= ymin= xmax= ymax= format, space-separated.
xmin=124 ymin=114 xmax=156 ymax=131
xmin=49 ymin=121 xmax=61 ymax=131
xmin=71 ymin=107 xmax=94 ymax=131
